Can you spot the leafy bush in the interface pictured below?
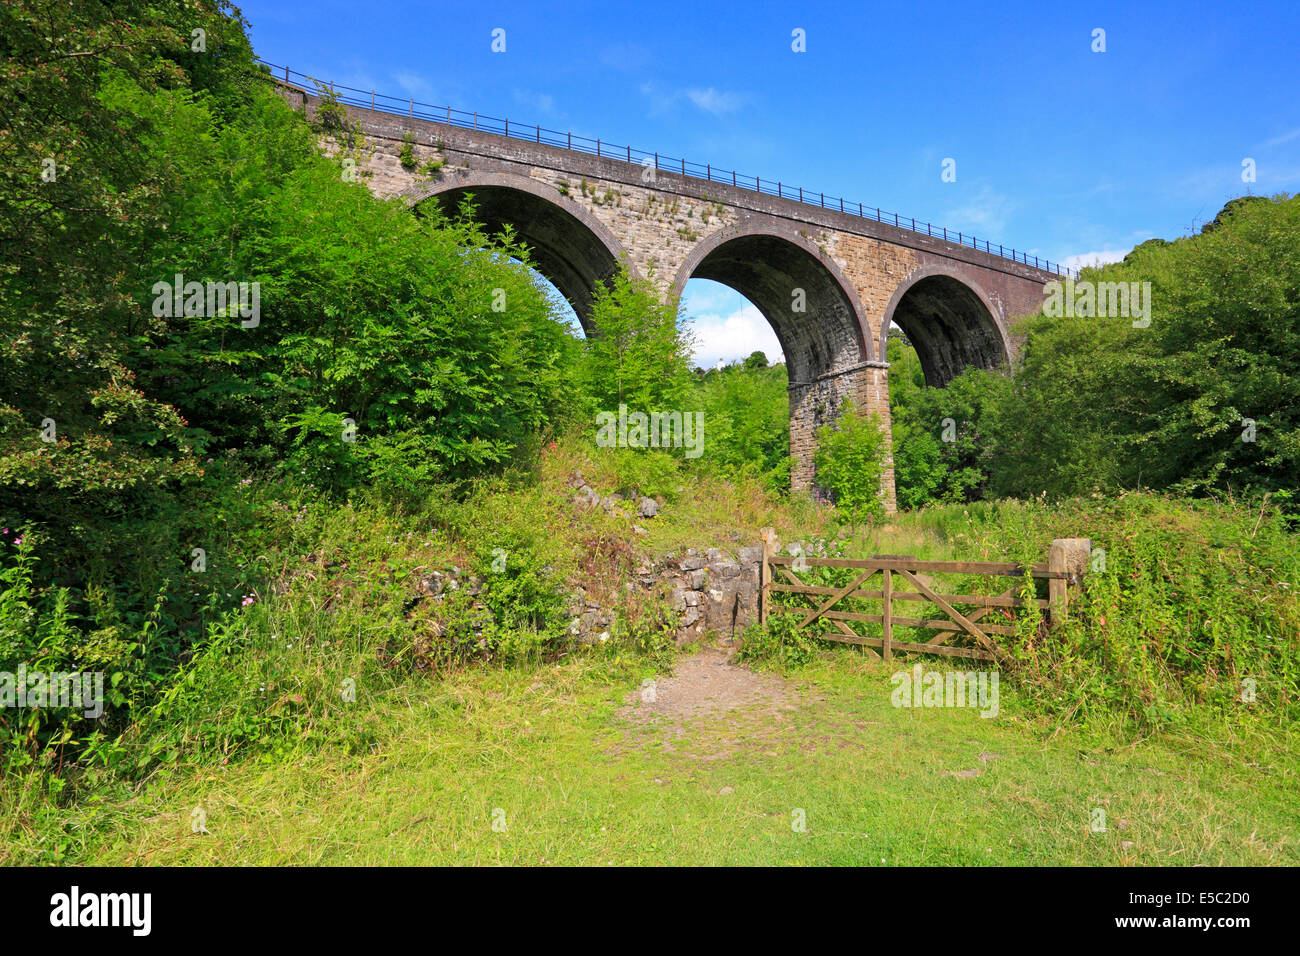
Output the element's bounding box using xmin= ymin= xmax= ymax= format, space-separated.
xmin=886 ymin=195 xmax=1299 ymax=510
xmin=691 ymin=360 xmax=792 ymax=490
xmin=983 ymin=194 xmax=1299 ymax=503
xmin=888 ymin=336 xmax=1002 ymax=508
xmin=580 ymin=266 xmax=695 ymax=413
xmin=813 ymin=398 xmax=888 ymax=525
xmin=737 ymin=614 xmax=822 ymax=669
xmin=999 ymin=494 xmax=1300 ymax=731
xmin=398 ymin=131 xmax=417 ymax=170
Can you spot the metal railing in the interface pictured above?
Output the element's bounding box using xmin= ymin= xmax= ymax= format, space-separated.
xmin=258 ymin=58 xmax=1075 ymax=278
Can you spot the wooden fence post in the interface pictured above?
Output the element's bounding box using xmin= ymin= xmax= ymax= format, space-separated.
xmin=882 ymin=567 xmax=893 ymax=661
xmin=1048 ymin=543 xmax=1067 ymax=627
xmin=1049 ymin=538 xmax=1092 ymax=627
xmin=874 ymin=555 xmax=914 ymax=660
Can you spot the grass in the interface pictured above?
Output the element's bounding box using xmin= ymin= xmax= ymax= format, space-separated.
xmin=5 ymin=648 xmax=1292 ymax=866
xmin=3 ymin=440 xmax=1295 ymax=866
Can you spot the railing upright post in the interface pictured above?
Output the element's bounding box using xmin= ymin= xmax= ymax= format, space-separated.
xmin=371 ymin=90 xmax=374 ymax=109
xmin=597 ymin=139 xmax=600 ymax=156
xmin=409 ymin=98 xmax=413 ymax=117
xmin=733 ymin=171 xmax=737 ymax=186
xmin=474 ymin=112 xmax=477 ymax=130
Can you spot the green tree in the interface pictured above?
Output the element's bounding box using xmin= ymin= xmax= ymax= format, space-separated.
xmin=0 ymin=0 xmax=254 ymax=512
xmin=813 ymin=398 xmax=887 ymax=525
xmin=983 ymin=194 xmax=1299 ymax=503
xmin=693 ymin=361 xmax=791 ymax=488
xmin=0 ymin=0 xmax=593 ymax=768
xmin=887 ymin=336 xmax=1001 ymax=507
xmin=579 ymin=267 xmax=694 ymax=413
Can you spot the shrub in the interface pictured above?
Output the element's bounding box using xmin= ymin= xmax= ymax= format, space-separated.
xmin=737 ymin=614 xmax=821 ymax=670
xmin=813 ymin=398 xmax=887 ymax=525
xmin=580 ymin=266 xmax=695 ymax=413
xmin=398 ymin=131 xmax=418 ymax=170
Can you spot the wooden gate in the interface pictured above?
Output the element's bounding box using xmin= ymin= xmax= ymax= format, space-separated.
xmin=758 ymin=537 xmax=1085 ymax=663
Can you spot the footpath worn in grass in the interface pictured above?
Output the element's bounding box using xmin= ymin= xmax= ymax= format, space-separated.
xmin=7 ymin=649 xmax=1292 ymax=866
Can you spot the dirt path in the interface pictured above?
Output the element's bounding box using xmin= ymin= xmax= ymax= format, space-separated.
xmin=615 ymin=644 xmax=824 ymax=759
xmin=623 ymin=645 xmax=797 ymax=720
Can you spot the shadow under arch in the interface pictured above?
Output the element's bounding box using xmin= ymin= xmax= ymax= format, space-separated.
xmin=670 ymin=227 xmax=875 ymax=381
xmin=881 ymin=266 xmax=1010 ymax=387
xmin=402 ymin=172 xmax=631 ymax=333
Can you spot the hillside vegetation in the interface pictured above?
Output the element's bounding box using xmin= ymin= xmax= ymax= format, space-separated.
xmin=1 ymin=1 xmax=1296 ymax=865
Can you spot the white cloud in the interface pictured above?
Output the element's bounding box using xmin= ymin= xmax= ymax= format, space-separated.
xmin=641 ymin=82 xmax=747 ymax=117
xmin=1059 ymin=248 xmax=1132 ymax=271
xmin=1261 ymin=127 xmax=1300 ymax=149
xmin=640 ymin=81 xmax=674 ymax=116
xmin=685 ymin=304 xmax=784 ymax=370
xmin=685 ymin=87 xmax=745 ymax=115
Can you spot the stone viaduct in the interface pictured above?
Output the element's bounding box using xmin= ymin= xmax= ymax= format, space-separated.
xmin=276 ymin=74 xmax=1065 ymax=510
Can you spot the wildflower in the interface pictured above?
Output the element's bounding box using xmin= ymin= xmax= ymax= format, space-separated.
xmin=241 ymin=594 xmax=255 ymax=607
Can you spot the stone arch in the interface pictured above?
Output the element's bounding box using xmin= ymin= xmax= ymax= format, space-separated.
xmin=670 ymin=225 xmax=876 ymax=378
xmin=881 ymin=266 xmax=1010 ymax=387
xmin=401 ymin=171 xmax=631 ymax=333
xmin=671 ymin=225 xmax=879 ymax=493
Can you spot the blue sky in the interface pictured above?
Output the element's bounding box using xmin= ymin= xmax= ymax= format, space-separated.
xmin=240 ymin=0 xmax=1300 ymax=366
